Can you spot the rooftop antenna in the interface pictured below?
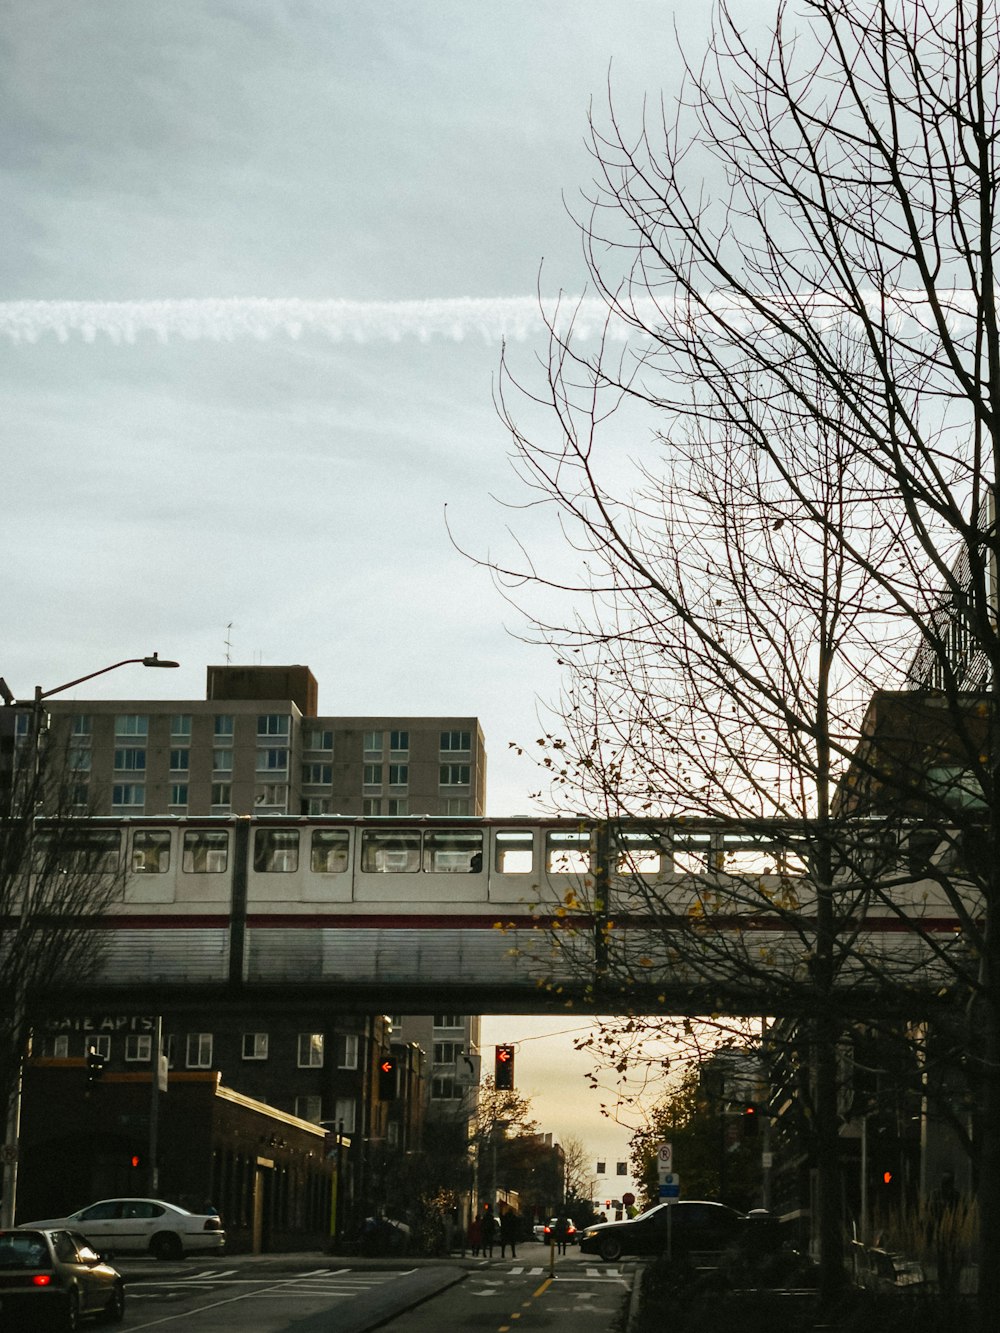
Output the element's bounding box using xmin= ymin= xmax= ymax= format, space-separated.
xmin=224 ymin=623 xmax=233 ymax=665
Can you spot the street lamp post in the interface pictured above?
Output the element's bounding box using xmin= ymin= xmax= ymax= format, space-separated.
xmin=0 ymin=652 xmax=179 ymax=1227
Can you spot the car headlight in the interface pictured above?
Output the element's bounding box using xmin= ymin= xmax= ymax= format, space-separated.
xmin=582 ymin=1229 xmax=599 ymax=1240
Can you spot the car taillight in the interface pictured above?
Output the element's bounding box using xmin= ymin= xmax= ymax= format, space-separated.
xmin=203 ymin=1218 xmax=223 ymax=1231
xmin=31 ymin=1274 xmax=52 ymax=1286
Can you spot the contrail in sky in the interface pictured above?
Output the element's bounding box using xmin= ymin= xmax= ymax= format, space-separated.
xmin=0 ymin=297 xmax=618 ymax=345
xmin=0 ymin=292 xmax=978 ymax=346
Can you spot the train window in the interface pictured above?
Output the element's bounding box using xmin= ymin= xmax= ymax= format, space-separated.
xmin=672 ymin=836 xmax=712 ymax=873
xmin=311 ymin=829 xmax=350 ymax=873
xmin=546 ymin=829 xmax=591 ymax=874
xmin=360 ymin=828 xmax=421 ymax=873
xmin=423 ymin=828 xmax=484 ymax=873
xmin=35 ymin=828 xmax=121 ymax=874
xmin=131 ymin=830 xmax=171 ymax=873
xmin=615 ymin=832 xmax=664 ymax=875
xmin=182 ymin=830 xmax=229 ymax=873
xmin=253 ymin=828 xmax=300 ymax=873
xmin=494 ymin=830 xmax=534 ymax=874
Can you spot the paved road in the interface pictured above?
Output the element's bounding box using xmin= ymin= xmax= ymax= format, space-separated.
xmin=110 ymin=1247 xmax=634 ymax=1332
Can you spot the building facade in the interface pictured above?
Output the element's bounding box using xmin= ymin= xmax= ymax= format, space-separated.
xmin=33 ymin=664 xmax=487 ymax=819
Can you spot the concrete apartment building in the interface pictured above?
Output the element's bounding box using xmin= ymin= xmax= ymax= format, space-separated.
xmin=37 ymin=664 xmax=487 ymax=819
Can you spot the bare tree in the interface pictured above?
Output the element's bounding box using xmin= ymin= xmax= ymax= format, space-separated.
xmin=0 ymin=713 xmax=124 ymax=1224
xmin=477 ymin=1 xmax=1000 ymax=1320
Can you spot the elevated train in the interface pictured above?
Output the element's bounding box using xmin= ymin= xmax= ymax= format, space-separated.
xmin=42 ymin=815 xmax=976 ymax=1012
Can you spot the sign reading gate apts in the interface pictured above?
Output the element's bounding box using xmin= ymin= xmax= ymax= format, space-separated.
xmin=657 ymin=1142 xmax=673 ymax=1180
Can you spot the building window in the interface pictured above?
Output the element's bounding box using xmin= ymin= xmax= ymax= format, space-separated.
xmin=388 ymin=764 xmax=408 ymax=788
xmin=71 ymin=714 xmax=91 ymax=736
xmin=257 ymin=714 xmax=290 ymax=737
xmin=338 ymin=1034 xmax=359 ymax=1069
xmin=113 ymin=748 xmax=146 ymax=772
xmin=295 ymin=1095 xmax=323 ymax=1123
xmin=446 ymin=798 xmax=471 ymax=816
xmin=302 ymin=763 xmax=332 ymax=786
xmin=297 ymin=1033 xmax=324 ymax=1067
xmin=182 ymin=830 xmax=229 ymax=873
xmin=432 ymin=1076 xmax=459 ymax=1100
xmin=111 ymin=783 xmax=144 ymax=812
xmin=362 ymin=798 xmax=382 ymax=815
xmin=433 ymin=1015 xmax=463 ymax=1030
xmin=242 ymin=1033 xmax=269 ymax=1060
xmin=256 ymin=748 xmax=288 ymax=772
xmin=213 ymin=748 xmax=233 ymax=772
xmin=255 ymin=784 xmax=287 ymax=810
xmin=305 ymin=728 xmax=333 ymax=751
xmin=440 ymin=730 xmax=471 ymax=752
xmin=211 ymin=782 xmax=232 ymax=809
xmin=363 ymin=764 xmax=383 ymax=789
xmin=333 ymin=1097 xmax=357 ymax=1134
xmin=169 ymin=748 xmax=189 ymax=772
xmin=169 ymin=783 xmax=188 ymax=808
xmin=170 ymin=714 xmax=192 ymax=738
xmin=115 ymin=714 xmax=148 ymax=738
xmin=68 ymin=747 xmax=91 ymax=772
xmin=439 ymin=764 xmax=470 ymax=787
xmin=125 ymin=1034 xmax=152 ymax=1062
xmin=214 ymin=714 xmax=234 ymax=737
xmin=434 ymin=1042 xmax=463 ymax=1064
xmin=387 ymin=798 xmax=408 ymax=816
xmin=363 ymin=730 xmax=382 ymax=756
xmin=70 ymin=781 xmax=89 ymax=809
xmin=186 ymin=1033 xmax=213 ymax=1068
xmin=87 ymin=1035 xmax=111 ymax=1061
xmin=305 ymin=796 xmax=334 ymax=816
xmin=389 ymin=730 xmax=409 ymax=753
xmin=51 ymin=1035 xmax=69 ymax=1059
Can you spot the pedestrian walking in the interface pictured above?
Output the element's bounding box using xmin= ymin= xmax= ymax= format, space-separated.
xmin=468 ymin=1215 xmax=483 ymax=1256
xmin=500 ymin=1206 xmax=518 ymax=1259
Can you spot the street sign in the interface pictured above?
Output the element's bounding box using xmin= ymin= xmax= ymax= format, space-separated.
xmin=659 ymin=1179 xmax=680 ymax=1199
xmin=657 ymin=1141 xmax=673 ymax=1181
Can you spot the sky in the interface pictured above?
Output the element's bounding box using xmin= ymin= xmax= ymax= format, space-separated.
xmin=1 ymin=0 xmax=774 ymax=1194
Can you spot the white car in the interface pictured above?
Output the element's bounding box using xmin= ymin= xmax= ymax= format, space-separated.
xmin=19 ymin=1198 xmax=225 ymax=1261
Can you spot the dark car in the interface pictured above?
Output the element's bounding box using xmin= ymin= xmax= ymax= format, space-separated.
xmin=578 ymin=1201 xmax=743 ymax=1262
xmin=0 ymin=1227 xmax=124 ymax=1328
xmin=542 ymin=1217 xmax=577 ymax=1244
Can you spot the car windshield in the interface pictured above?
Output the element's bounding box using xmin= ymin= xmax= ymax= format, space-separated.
xmin=0 ymin=1232 xmax=50 ymax=1268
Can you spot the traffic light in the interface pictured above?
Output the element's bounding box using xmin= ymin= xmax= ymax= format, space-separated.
xmin=129 ymin=1152 xmax=141 ymax=1170
xmin=494 ymin=1044 xmax=515 ymax=1090
xmin=378 ymin=1055 xmax=398 ymax=1100
xmin=881 ymin=1170 xmax=894 ymax=1186
xmin=86 ymin=1047 xmax=106 ymax=1084
xmin=743 ymin=1104 xmax=759 ymax=1137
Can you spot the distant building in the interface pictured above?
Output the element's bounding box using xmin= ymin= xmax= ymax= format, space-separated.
xmin=30 ymin=664 xmax=486 ymax=818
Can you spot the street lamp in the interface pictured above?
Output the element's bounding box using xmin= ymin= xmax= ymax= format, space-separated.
xmin=0 ymin=652 xmax=179 ymax=1227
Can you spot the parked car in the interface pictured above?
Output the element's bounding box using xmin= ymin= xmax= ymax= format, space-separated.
xmin=0 ymin=1227 xmax=124 ymax=1327
xmin=578 ymin=1201 xmax=743 ymax=1262
xmin=19 ymin=1198 xmax=225 ymax=1261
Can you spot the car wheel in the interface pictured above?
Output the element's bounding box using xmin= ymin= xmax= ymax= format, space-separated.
xmin=64 ymin=1288 xmax=81 ymax=1332
xmin=150 ymin=1230 xmax=184 ymax=1261
xmin=598 ymin=1236 xmax=623 ymax=1262
xmin=99 ymin=1279 xmax=125 ymax=1324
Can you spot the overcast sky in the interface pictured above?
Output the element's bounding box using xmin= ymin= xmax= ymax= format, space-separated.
xmin=2 ymin=0 xmax=773 ymax=1186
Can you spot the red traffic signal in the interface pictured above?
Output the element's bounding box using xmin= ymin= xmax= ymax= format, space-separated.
xmin=494 ymin=1044 xmax=515 ymax=1090
xmin=882 ymin=1170 xmax=893 ymax=1185
xmin=378 ymin=1055 xmax=398 ymax=1100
